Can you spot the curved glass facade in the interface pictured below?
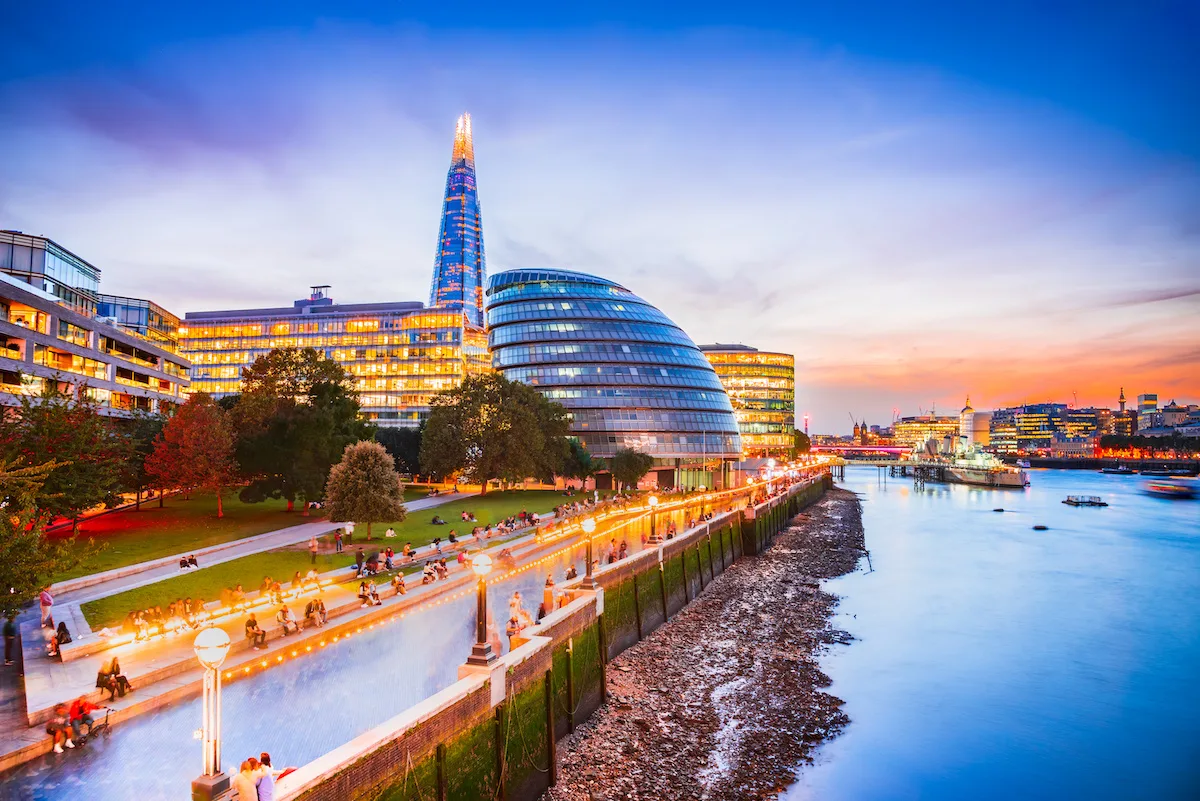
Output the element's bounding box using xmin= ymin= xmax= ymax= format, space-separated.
xmin=485 ymin=268 xmax=741 ymax=462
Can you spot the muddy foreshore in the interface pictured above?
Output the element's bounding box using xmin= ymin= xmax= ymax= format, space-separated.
xmin=543 ymin=487 xmax=865 ymax=801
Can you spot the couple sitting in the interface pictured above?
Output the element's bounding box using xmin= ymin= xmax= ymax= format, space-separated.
xmin=358 ymin=581 xmax=382 ymax=607
xmin=303 ymin=597 xmax=327 ymax=628
xmin=95 ymin=657 xmax=131 ymax=700
xmin=178 ymin=554 xmax=200 ymax=570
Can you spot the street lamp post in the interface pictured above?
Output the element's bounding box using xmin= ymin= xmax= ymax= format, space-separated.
xmin=466 ymin=553 xmax=497 ymax=666
xmin=580 ymin=517 xmax=598 ymax=590
xmin=192 ymin=626 xmax=232 ymax=801
xmin=647 ymin=495 xmax=661 ymax=544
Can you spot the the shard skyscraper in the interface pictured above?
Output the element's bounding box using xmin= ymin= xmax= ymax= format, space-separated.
xmin=429 ymin=113 xmax=486 ymax=327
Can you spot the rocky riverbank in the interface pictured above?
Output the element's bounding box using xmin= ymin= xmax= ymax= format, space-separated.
xmin=543 ymin=487 xmax=865 ymax=801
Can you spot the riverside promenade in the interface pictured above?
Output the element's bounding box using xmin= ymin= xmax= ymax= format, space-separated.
xmin=0 ymin=490 xmax=637 ymax=775
xmin=0 ymin=491 xmax=466 ymax=772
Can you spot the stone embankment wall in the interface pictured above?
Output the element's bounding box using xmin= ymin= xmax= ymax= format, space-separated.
xmin=277 ymin=474 xmax=831 ymax=801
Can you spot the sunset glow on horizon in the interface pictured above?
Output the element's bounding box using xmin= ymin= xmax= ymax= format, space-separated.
xmin=2 ymin=4 xmax=1196 ymax=432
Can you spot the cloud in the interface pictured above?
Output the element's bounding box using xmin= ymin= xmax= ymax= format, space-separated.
xmin=0 ymin=24 xmax=1197 ymax=432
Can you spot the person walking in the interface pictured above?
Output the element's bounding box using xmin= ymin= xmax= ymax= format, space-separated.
xmin=4 ymin=614 xmax=15 ymax=666
xmin=355 ymin=548 xmax=365 ymax=577
xmin=39 ymin=586 xmax=53 ymax=628
xmin=308 ymin=536 xmax=318 ymax=565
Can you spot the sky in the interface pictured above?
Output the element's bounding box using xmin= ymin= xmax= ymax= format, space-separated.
xmin=1 ymin=2 xmax=1197 ymax=433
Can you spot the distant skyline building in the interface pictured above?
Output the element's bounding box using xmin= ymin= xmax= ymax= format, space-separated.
xmin=429 ymin=113 xmax=487 ymax=328
xmin=1 ymin=231 xmax=189 ymax=416
xmin=699 ymin=344 xmax=795 ymax=457
xmin=485 ymin=268 xmax=741 ymax=489
xmin=893 ymin=414 xmax=960 ymax=450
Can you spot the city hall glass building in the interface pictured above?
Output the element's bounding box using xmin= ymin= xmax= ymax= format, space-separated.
xmin=485 ymin=268 xmax=742 ymax=489
xmin=700 ymin=344 xmax=795 ymax=456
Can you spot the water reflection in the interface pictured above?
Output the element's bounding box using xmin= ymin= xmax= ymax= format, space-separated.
xmin=786 ymin=468 xmax=1200 ymax=801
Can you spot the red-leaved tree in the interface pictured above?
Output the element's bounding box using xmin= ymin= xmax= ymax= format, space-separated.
xmin=145 ymin=394 xmax=238 ymax=517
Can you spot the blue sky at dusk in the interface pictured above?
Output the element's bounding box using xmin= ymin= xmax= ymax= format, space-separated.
xmin=2 ymin=3 xmax=1197 ymax=432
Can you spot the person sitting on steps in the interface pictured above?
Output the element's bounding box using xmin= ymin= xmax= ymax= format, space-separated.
xmin=245 ymin=614 xmax=267 ymax=650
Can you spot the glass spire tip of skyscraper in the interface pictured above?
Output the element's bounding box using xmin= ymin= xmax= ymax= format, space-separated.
xmin=430 ymin=113 xmax=486 ymax=327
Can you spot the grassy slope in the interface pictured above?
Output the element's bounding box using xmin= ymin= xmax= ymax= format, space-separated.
xmin=80 ymin=489 xmax=563 ymax=629
xmin=50 ymin=495 xmax=309 ymax=583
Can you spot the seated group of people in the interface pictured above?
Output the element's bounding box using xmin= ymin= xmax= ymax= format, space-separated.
xmin=459 ymin=510 xmax=478 ymax=522
xmin=421 ymin=559 xmax=450 ymax=584
xmin=95 ymin=657 xmax=132 ymax=700
xmin=177 ymin=554 xmax=200 ymax=571
xmin=121 ymin=597 xmax=209 ymax=641
xmin=357 ymin=581 xmax=382 ymax=607
xmin=46 ymin=696 xmax=108 ymax=753
xmin=303 ymin=596 xmax=328 ymax=628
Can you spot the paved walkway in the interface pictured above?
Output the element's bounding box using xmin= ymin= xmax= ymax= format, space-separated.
xmin=0 ymin=508 xmax=576 ymax=773
xmin=51 ymin=493 xmax=469 ymax=606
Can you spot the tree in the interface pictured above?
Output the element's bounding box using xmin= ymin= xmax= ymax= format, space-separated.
xmin=0 ymin=382 xmax=126 ymax=530
xmin=0 ymin=460 xmax=94 ymax=619
xmin=793 ymin=430 xmax=812 ymax=453
xmin=117 ymin=409 xmax=166 ymax=510
xmin=324 ymin=441 xmax=407 ymax=540
xmin=230 ymin=348 xmax=373 ymax=512
xmin=562 ymin=439 xmax=603 ymax=486
xmin=608 ymin=448 xmax=655 ymax=491
xmin=240 ymin=347 xmax=350 ymax=398
xmin=374 ymin=426 xmax=422 ymax=474
xmin=145 ymin=394 xmax=238 ymax=517
xmin=420 ymin=374 xmax=571 ymax=493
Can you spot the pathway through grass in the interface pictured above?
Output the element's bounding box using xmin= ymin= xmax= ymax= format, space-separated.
xmin=80 ymin=490 xmax=563 ymax=629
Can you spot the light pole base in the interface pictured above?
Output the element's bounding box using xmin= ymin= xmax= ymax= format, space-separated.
xmin=579 ymin=576 xmax=599 ymax=591
xmin=466 ymin=641 xmax=497 ymax=667
xmin=192 ymin=772 xmax=230 ymax=801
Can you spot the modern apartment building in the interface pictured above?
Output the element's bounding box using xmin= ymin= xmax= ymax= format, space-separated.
xmin=699 ymin=344 xmax=795 ymax=457
xmin=0 ymin=231 xmax=189 ymax=415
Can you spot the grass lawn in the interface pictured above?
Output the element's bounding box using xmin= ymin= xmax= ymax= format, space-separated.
xmin=50 ymin=495 xmax=321 ymax=583
xmin=349 ymin=489 xmax=565 ymax=544
xmin=78 ymin=489 xmax=565 ymax=630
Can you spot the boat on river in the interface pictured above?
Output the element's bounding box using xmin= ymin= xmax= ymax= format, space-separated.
xmin=1144 ymin=481 xmax=1197 ymax=500
xmin=1100 ymin=466 xmax=1136 ymax=475
xmin=1063 ymin=495 xmax=1108 ymax=507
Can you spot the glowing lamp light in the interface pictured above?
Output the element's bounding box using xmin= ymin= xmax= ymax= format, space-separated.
xmin=193 ymin=626 xmax=231 ymax=670
xmin=581 ymin=518 xmax=596 ymax=534
xmin=648 ymin=495 xmax=659 ymax=508
xmin=472 ymin=552 xmax=493 ymax=578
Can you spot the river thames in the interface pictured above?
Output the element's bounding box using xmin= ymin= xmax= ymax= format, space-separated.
xmin=786 ymin=467 xmax=1200 ymax=800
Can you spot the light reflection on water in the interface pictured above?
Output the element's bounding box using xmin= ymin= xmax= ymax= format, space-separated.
xmin=785 ymin=467 xmax=1200 ymax=801
xmin=0 ymin=536 xmax=607 ymax=800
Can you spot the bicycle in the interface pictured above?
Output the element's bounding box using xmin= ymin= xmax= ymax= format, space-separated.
xmin=77 ymin=708 xmax=112 ymax=745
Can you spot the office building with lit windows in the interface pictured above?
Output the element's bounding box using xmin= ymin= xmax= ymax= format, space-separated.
xmin=892 ymin=414 xmax=960 ymax=450
xmin=0 ymin=231 xmax=190 ymax=415
xmin=485 ymin=268 xmax=742 ymax=489
xmin=180 ymin=287 xmax=489 ymax=427
xmin=699 ymin=344 xmax=795 ymax=457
